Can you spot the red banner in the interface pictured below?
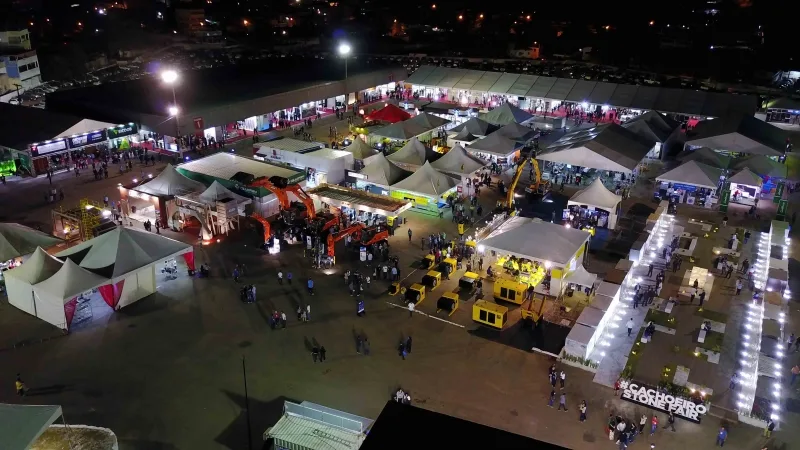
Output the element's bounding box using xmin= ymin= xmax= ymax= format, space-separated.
xmin=182 ymin=251 xmax=195 ymax=271
xmin=64 ymin=298 xmax=78 ymax=329
xmin=98 ymin=280 xmax=126 ymax=309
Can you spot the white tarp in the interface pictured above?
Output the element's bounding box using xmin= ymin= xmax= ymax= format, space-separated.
xmin=728 ymin=167 xmax=763 ymax=188
xmin=255 ymin=147 xmax=354 ymax=183
xmin=56 ymin=227 xmax=192 ymax=280
xmin=479 ymin=216 xmax=590 ymax=266
xmin=391 ymin=161 xmax=460 ymax=198
xmin=568 ymin=178 xmax=622 ymax=229
xmin=563 ymin=264 xmax=597 ymax=288
xmin=56 ymin=119 xmax=117 ymax=139
xmin=198 ymin=181 xmax=250 ymax=205
xmin=32 ymin=259 xmax=108 ymax=329
xmin=135 ymin=164 xmax=206 ymax=197
xmin=656 ymin=160 xmax=723 ymax=190
xmin=358 ymin=153 xmax=411 ymax=186
xmin=430 ymin=144 xmax=487 ymax=175
xmin=676 ymin=147 xmax=732 ymax=169
xmin=4 ymin=247 xmax=63 ymax=317
xmin=564 ymin=323 xmax=596 ymax=360
xmin=0 ymin=223 xmax=63 ymax=261
xmin=0 ymin=403 xmax=63 ymax=450
xmin=387 ymin=137 xmax=427 ymax=167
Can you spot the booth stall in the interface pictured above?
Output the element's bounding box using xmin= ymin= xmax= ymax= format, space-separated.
xmin=481 ymin=102 xmax=534 ymax=126
xmin=655 ymin=160 xmax=723 ymax=207
xmin=448 ymin=128 xmax=480 ymax=148
xmin=342 ymin=138 xmax=381 ymax=170
xmin=175 ymin=181 xmax=252 ymax=240
xmin=464 ymin=132 xmax=523 ymax=166
xmin=386 ymin=137 xmax=429 ymax=170
xmin=728 ymin=167 xmax=763 ymax=206
xmin=255 ymin=146 xmax=354 ymax=186
xmin=370 ymin=113 xmax=450 ymax=147
xmin=566 ymin=178 xmax=623 ymax=229
xmin=429 ymin=144 xmax=488 ymax=193
xmin=355 ymin=153 xmax=412 ymax=194
xmin=495 ymin=122 xmax=540 ymax=143
xmin=390 ymin=162 xmax=460 ymax=213
xmin=477 ymin=216 xmax=591 ymax=296
xmin=307 ymin=184 xmax=412 ymax=228
xmin=730 ymin=155 xmax=791 ymax=195
xmin=564 ymin=323 xmax=597 ymax=360
xmin=620 ymin=111 xmax=681 ymax=160
xmin=120 ymin=164 xmax=206 ymax=229
xmin=365 ymin=103 xmax=412 ymax=123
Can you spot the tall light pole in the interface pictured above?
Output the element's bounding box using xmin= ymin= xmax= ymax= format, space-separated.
xmin=338 ymin=43 xmax=351 ymax=113
xmin=161 ymin=70 xmax=182 ymax=157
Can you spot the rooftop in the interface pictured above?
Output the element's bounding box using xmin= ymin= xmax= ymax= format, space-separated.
xmin=0 ymin=104 xmax=84 ymax=149
xmin=308 ymin=184 xmax=412 ymax=215
xmin=177 ymin=153 xmax=302 ymax=181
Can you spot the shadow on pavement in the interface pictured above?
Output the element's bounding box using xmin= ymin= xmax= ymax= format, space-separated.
xmin=215 ymin=393 xmax=300 ymax=450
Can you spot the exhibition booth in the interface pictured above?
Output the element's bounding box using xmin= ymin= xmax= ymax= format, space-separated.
xmin=355 ymin=153 xmax=412 ymax=193
xmin=448 ymin=117 xmax=500 ymax=137
xmin=728 ymin=167 xmax=763 ymax=206
xmin=655 ymin=160 xmax=723 ymax=207
xmin=174 ymin=181 xmax=252 ymax=240
xmin=342 ymin=138 xmax=381 ymax=170
xmin=370 ymin=112 xmax=450 ymax=143
xmin=119 ymin=164 xmax=206 ymax=229
xmin=390 ymin=162 xmax=461 ymax=212
xmin=255 ymin=146 xmax=355 ymax=186
xmin=429 ymin=144 xmax=488 ymax=190
xmin=481 ymin=102 xmax=534 ymax=126
xmin=464 ymin=132 xmax=523 ymax=166
xmin=386 ymin=137 xmax=429 ymax=170
xmin=365 ymin=103 xmax=411 ymax=123
xmin=566 ymin=178 xmax=623 ymax=229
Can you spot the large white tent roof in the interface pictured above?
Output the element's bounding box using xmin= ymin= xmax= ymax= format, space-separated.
xmin=371 ymin=113 xmax=450 ymax=140
xmin=198 ymin=181 xmax=250 ymax=205
xmin=479 ymin=216 xmax=590 ymax=266
xmin=135 ymin=164 xmax=206 ymax=197
xmin=358 ymin=152 xmax=411 ymax=186
xmin=430 ymin=144 xmax=487 ymax=175
xmin=386 ymin=137 xmax=427 ymax=166
xmin=538 ymin=124 xmax=654 ymax=174
xmin=728 ymin=167 xmax=763 ymax=187
xmin=656 ymin=160 xmax=723 ymax=190
xmin=495 ymin=122 xmax=539 ymax=142
xmin=620 ymin=111 xmax=679 ymax=143
xmin=563 ymin=264 xmax=598 ymax=288
xmin=56 ymin=119 xmax=117 ymax=139
xmin=3 ymin=247 xmax=63 ymax=284
xmin=466 ymin=132 xmax=522 ymax=157
xmin=391 ymin=161 xmax=460 ymax=197
xmin=0 ymin=223 xmax=63 ymax=261
xmin=33 ymin=258 xmax=108 ymax=300
xmin=481 ymin=102 xmax=533 ymax=125
xmin=0 ymin=403 xmax=63 ymax=450
xmin=568 ymin=178 xmax=622 ymax=211
xmin=342 ymin=138 xmax=379 ymax=160
xmin=686 ymin=113 xmax=787 ymax=156
xmin=56 ymin=227 xmax=193 ymax=279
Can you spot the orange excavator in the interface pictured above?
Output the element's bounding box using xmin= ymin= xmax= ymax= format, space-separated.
xmin=327 ymin=223 xmax=365 ymax=258
xmin=248 ymin=176 xmax=318 ymax=244
xmin=357 ymin=225 xmax=390 ymax=246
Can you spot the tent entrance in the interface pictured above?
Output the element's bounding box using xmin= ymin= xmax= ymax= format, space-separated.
xmin=69 ymin=291 xmax=114 ymax=330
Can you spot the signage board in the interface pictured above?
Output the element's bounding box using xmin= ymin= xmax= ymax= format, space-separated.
xmin=31 ymin=139 xmax=67 ymax=156
xmin=107 ymin=124 xmax=138 ymax=139
xmin=68 ymin=130 xmax=107 ymax=148
xmin=773 ymin=181 xmax=785 ymax=204
xmin=193 ymin=117 xmax=204 ymax=131
xmin=719 ymin=189 xmax=730 ymax=213
xmin=777 ymin=199 xmax=788 ymax=220
xmin=620 ymin=381 xmax=708 ymax=423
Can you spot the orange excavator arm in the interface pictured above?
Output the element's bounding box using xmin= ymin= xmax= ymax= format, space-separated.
xmin=249 ymin=179 xmax=291 ymax=211
xmin=286 ymin=185 xmax=316 ymax=219
xmin=251 ymin=212 xmax=271 ymax=244
xmin=326 ymin=223 xmax=365 ymax=258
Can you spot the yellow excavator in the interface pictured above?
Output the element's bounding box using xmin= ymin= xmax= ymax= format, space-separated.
xmin=505 ymin=157 xmax=547 ymax=212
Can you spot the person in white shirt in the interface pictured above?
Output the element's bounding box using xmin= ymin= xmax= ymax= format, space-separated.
xmin=626 ymin=318 xmax=634 ymax=337
xmin=408 ymin=301 xmax=415 ymax=318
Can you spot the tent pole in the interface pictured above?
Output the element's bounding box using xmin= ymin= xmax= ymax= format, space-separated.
xmin=32 ymin=291 xmax=38 ymax=318
xmin=242 ymin=356 xmax=253 ymax=450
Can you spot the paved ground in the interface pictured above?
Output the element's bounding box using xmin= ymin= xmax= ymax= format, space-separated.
xmin=0 ymin=148 xmax=797 ymax=450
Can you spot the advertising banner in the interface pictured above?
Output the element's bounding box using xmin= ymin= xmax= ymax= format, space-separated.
xmin=777 ymin=199 xmax=788 ymax=220
xmin=719 ymin=189 xmax=730 ymax=213
xmin=31 ymin=139 xmax=68 ymax=156
xmin=68 ymin=130 xmax=107 ymax=148
xmin=107 ymin=124 xmax=138 ymax=139
xmin=773 ymin=181 xmax=785 ymax=204
xmin=620 ymin=380 xmax=708 ymax=423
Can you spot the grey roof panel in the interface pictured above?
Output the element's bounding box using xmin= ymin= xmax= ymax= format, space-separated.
xmin=565 ymin=80 xmax=597 ymax=102
xmin=700 ymin=93 xmax=732 ymax=117
xmin=608 ymin=84 xmax=638 ymax=107
xmin=420 ymin=66 xmax=450 ymax=86
xmin=587 ymin=82 xmax=617 ymax=105
xmin=727 ymin=94 xmax=759 ymax=116
xmin=406 ymin=66 xmax=436 ymax=85
xmin=470 ymin=71 xmax=502 ymax=92
xmin=545 ymin=78 xmax=578 ymax=100
xmin=437 ymin=68 xmax=468 ymax=88
xmin=507 ymin=74 xmax=539 ymax=96
xmin=488 ymin=73 xmax=521 ymax=94
xmin=631 ymin=86 xmax=661 ymax=110
xmin=526 ymin=77 xmax=557 ymax=98
xmin=452 ymin=70 xmax=485 ymax=90
xmin=677 ymin=90 xmax=708 ymax=116
xmin=653 ymin=88 xmax=684 ymax=114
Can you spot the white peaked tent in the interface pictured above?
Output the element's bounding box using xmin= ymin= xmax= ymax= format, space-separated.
xmin=387 ymin=137 xmax=427 ymax=167
xmin=731 ymin=155 xmax=788 ymax=179
xmin=430 ymin=144 xmax=487 ymax=176
xmin=729 ymin=167 xmax=763 ymax=187
xmin=676 ymin=147 xmax=732 ymax=169
xmin=135 ymin=164 xmax=206 ymax=196
xmin=495 ymin=122 xmax=539 ymax=142
xmin=199 ymin=181 xmax=250 ymax=205
xmin=3 ymin=247 xmax=64 ymax=318
xmin=56 ymin=119 xmax=117 ymax=138
xmin=466 ymin=132 xmax=522 ymax=160
xmin=358 ymin=153 xmax=412 ymax=186
xmin=481 ymin=102 xmax=533 ymax=125
xmin=0 ymin=223 xmax=63 ymax=261
xmin=656 ymin=160 xmax=723 ymax=191
xmin=342 ymin=138 xmax=380 ymax=163
xmin=32 ymin=259 xmax=108 ymax=329
xmin=449 ymin=117 xmax=499 ymax=136
xmin=391 ymin=161 xmax=460 ymax=198
xmin=568 ymin=178 xmax=623 ymax=229
xmin=56 ymin=227 xmax=192 ymax=279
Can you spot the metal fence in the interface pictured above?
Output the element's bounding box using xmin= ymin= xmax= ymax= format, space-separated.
xmin=283 ymin=401 xmax=364 ymax=433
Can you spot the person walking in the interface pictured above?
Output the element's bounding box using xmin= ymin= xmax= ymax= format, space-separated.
xmin=548 ymin=390 xmax=556 ymax=407
xmin=736 ymin=278 xmax=743 ymax=295
xmin=650 ymin=415 xmax=658 ymax=436
xmin=663 ymin=411 xmax=676 ymax=431
xmin=790 ymin=364 xmax=800 ymax=385
xmin=280 ymin=311 xmax=287 ymax=328
xmin=408 ymin=301 xmax=415 ymax=317
xmin=557 ymin=392 xmax=568 ymax=411
xmin=559 ymin=370 xmax=566 ymax=389
xmin=311 ymin=346 xmax=320 ymax=363
xmin=788 ymin=333 xmax=795 ymax=351
xmin=405 ymin=336 xmax=412 ymax=353
xmin=307 ymin=278 xmax=314 ymax=295
xmin=233 ymin=267 xmax=240 ymax=282
xmin=306 ymin=304 xmax=311 ymax=321
xmin=319 ymin=346 xmax=326 ymax=362
xmin=638 ymin=414 xmax=647 ymax=434
xmin=398 ymin=342 xmax=407 ymax=360
xmin=356 ymin=335 xmax=363 ymax=354
xmin=647 ymin=263 xmax=654 ymax=277
xmin=407 ymin=228 xmax=412 ymax=242
xmin=626 ymin=318 xmax=634 ymax=337
xmin=764 ymin=418 xmax=775 ymax=438
xmin=579 ymin=400 xmax=587 ymax=422
xmin=278 ymin=270 xmax=283 ymax=284
xmin=287 ymin=272 xmax=292 ymax=284
xmin=716 ymin=426 xmax=727 ymax=446
xmin=15 ymin=374 xmax=26 ymax=396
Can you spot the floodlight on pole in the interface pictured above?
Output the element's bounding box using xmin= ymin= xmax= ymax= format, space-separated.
xmin=168 ymin=105 xmax=179 ymax=116
xmin=338 ymin=43 xmax=351 ymax=80
xmin=161 ymin=70 xmax=178 ymax=84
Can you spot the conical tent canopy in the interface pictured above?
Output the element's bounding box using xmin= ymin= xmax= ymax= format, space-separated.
xmin=569 ymin=178 xmax=622 ymax=210
xmin=199 ymin=181 xmax=249 ymax=205
xmin=676 ymin=147 xmax=732 ymax=169
xmin=481 ymin=103 xmax=533 ymax=125
xmin=391 ymin=161 xmax=460 ymax=197
xmin=452 ymin=128 xmax=478 ymax=142
xmin=365 ymin=104 xmax=411 ymax=123
xmin=33 ymin=258 xmax=107 ymax=301
xmin=3 ymin=247 xmax=63 ymax=284
xmin=466 ymin=132 xmax=522 ymax=157
xmin=496 ymin=122 xmax=538 ymax=142
xmin=656 ymin=161 xmax=723 ymax=190
xmin=56 ymin=227 xmax=193 ymax=279
xmin=0 ymin=223 xmax=63 ymax=261
xmin=728 ymin=167 xmax=763 ymax=187
xmin=135 ymin=164 xmax=206 ymax=196
xmin=450 ymin=117 xmax=499 ymax=136
xmin=342 ymin=138 xmax=379 ymax=160
xmin=731 ymin=155 xmax=787 ymax=179
xmin=430 ymin=144 xmax=487 ymax=175
xmin=387 ymin=137 xmax=427 ymax=166
xmin=358 ymin=153 xmax=412 ymax=186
